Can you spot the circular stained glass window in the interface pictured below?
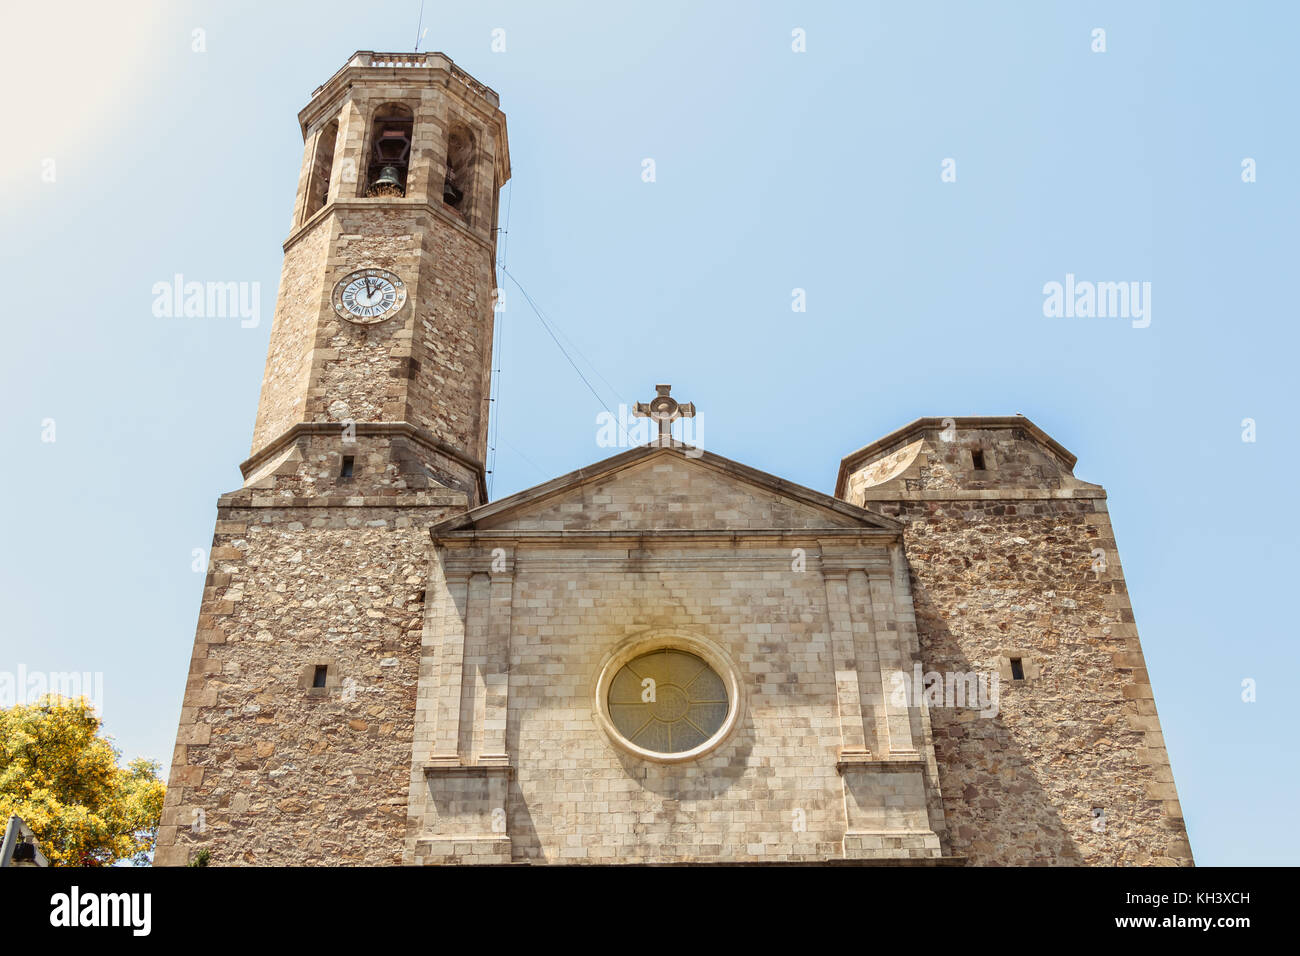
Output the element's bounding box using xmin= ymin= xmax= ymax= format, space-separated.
xmin=606 ymin=649 xmax=729 ymax=754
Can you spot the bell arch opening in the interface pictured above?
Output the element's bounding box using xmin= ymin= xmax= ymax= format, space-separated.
xmin=365 ymin=103 xmax=414 ymax=198
xmin=442 ymin=125 xmax=476 ymax=214
xmin=303 ymin=118 xmax=339 ymax=220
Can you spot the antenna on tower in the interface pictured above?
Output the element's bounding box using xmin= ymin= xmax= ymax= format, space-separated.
xmin=414 ymin=1 xmax=426 ymax=52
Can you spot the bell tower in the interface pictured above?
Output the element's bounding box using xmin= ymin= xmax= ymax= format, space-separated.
xmin=245 ymin=51 xmax=510 ymax=506
xmin=155 ymin=52 xmax=510 ymax=868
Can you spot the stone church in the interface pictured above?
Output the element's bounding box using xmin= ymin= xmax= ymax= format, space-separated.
xmin=155 ymin=52 xmax=1192 ymax=866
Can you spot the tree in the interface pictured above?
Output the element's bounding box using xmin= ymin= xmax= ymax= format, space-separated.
xmin=0 ymin=696 xmax=165 ymax=866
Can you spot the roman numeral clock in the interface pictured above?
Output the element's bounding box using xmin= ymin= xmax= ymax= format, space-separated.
xmin=332 ymin=267 xmax=407 ymax=324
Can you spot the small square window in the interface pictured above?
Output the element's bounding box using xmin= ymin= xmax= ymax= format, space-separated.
xmin=340 ymin=455 xmax=354 ymax=478
xmin=971 ymin=449 xmax=986 ymax=471
xmin=1009 ymin=657 xmax=1025 ymax=681
xmin=312 ymin=665 xmax=328 ymax=688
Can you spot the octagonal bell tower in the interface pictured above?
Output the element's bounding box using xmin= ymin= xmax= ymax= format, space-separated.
xmin=245 ymin=51 xmax=510 ymax=506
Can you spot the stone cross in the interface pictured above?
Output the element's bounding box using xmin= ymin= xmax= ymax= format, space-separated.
xmin=634 ymin=384 xmax=695 ymax=445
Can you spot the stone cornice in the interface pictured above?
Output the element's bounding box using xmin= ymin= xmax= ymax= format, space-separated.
xmin=433 ymin=528 xmax=899 ymax=545
xmin=283 ymin=198 xmax=496 ymax=256
xmin=217 ymin=493 xmax=466 ymax=509
xmin=836 ymin=755 xmax=928 ymax=774
xmin=423 ymin=761 xmax=514 ymax=778
xmin=240 ymin=420 xmax=488 ymax=503
xmin=855 ymin=487 xmax=1108 ymax=503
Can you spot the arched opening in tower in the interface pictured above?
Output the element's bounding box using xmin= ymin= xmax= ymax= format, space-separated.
xmin=443 ymin=126 xmax=475 ymax=213
xmin=366 ymin=103 xmax=414 ymax=198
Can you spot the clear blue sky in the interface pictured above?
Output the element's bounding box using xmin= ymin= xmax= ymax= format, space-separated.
xmin=1 ymin=1 xmax=1294 ymax=865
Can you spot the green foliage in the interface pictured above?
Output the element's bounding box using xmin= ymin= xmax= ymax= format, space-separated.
xmin=0 ymin=696 xmax=166 ymax=866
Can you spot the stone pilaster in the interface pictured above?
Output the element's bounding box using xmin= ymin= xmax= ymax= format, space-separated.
xmin=405 ymin=544 xmax=514 ymax=864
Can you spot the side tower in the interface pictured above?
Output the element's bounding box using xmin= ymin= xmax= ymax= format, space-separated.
xmin=155 ymin=52 xmax=509 ymax=866
xmin=837 ymin=417 xmax=1193 ymax=866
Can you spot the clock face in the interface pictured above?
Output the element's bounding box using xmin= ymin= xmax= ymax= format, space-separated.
xmin=332 ymin=268 xmax=407 ymax=325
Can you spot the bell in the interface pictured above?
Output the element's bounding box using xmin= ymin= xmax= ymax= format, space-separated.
xmin=443 ymin=176 xmax=463 ymax=206
xmin=373 ymin=165 xmax=404 ymax=190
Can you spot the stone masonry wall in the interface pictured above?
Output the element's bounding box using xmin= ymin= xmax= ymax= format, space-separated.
xmin=505 ymin=554 xmax=848 ymax=863
xmin=249 ymin=220 xmax=329 ymax=454
xmin=274 ymin=203 xmax=496 ymax=479
xmin=242 ymin=431 xmax=480 ymax=501
xmin=408 ymin=212 xmax=495 ymax=463
xmin=159 ymin=54 xmax=508 ymax=866
xmin=406 ymin=452 xmax=947 ymax=864
xmin=155 ymin=497 xmax=460 ymax=866
xmin=842 ymin=423 xmax=1193 ymax=865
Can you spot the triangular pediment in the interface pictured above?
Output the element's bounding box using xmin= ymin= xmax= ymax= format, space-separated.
xmin=431 ymin=444 xmax=900 ymax=535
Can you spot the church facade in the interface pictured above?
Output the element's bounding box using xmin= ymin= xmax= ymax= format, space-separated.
xmin=154 ymin=52 xmax=1192 ymax=866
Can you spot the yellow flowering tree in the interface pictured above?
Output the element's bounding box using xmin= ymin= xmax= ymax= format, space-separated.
xmin=0 ymin=696 xmax=165 ymax=866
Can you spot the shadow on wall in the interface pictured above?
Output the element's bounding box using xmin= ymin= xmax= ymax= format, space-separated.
xmin=912 ymin=574 xmax=1087 ymax=865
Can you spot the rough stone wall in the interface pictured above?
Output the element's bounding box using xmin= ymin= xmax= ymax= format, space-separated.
xmin=243 ymin=432 xmax=480 ymax=501
xmin=314 ymin=209 xmax=421 ymax=428
xmin=155 ymin=497 xmax=461 ymax=866
xmin=408 ymin=213 xmax=495 ymax=462
xmin=294 ymin=204 xmax=495 ymax=474
xmin=842 ymin=423 xmax=1193 ymax=865
xmin=249 ymin=220 xmax=328 ymax=454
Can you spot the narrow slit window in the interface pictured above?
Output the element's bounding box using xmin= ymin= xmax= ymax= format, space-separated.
xmin=1010 ymin=657 xmax=1025 ymax=681
xmin=312 ymin=665 xmax=328 ymax=688
xmin=340 ymin=455 xmax=354 ymax=478
xmin=971 ymin=449 xmax=986 ymax=470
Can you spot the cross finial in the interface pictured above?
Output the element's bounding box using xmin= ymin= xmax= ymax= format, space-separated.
xmin=633 ymin=384 xmax=695 ymax=445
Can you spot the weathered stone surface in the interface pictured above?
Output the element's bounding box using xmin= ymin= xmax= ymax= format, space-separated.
xmin=158 ymin=503 xmax=453 ymax=866
xmin=156 ymin=57 xmax=1191 ymax=868
xmin=839 ymin=418 xmax=1193 ymax=866
xmin=405 ymin=448 xmax=940 ymax=864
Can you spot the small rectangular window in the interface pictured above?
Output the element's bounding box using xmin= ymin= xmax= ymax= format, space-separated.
xmin=312 ymin=665 xmax=328 ymax=688
xmin=1010 ymin=657 xmax=1025 ymax=681
xmin=340 ymin=456 xmax=354 ymax=478
xmin=971 ymin=449 xmax=986 ymax=470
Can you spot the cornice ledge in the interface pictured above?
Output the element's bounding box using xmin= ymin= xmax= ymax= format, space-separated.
xmin=282 ymin=198 xmax=495 ymax=255
xmin=241 ymin=420 xmax=487 ymax=503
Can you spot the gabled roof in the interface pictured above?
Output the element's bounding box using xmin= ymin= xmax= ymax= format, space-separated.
xmin=431 ymin=441 xmax=901 ymax=537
